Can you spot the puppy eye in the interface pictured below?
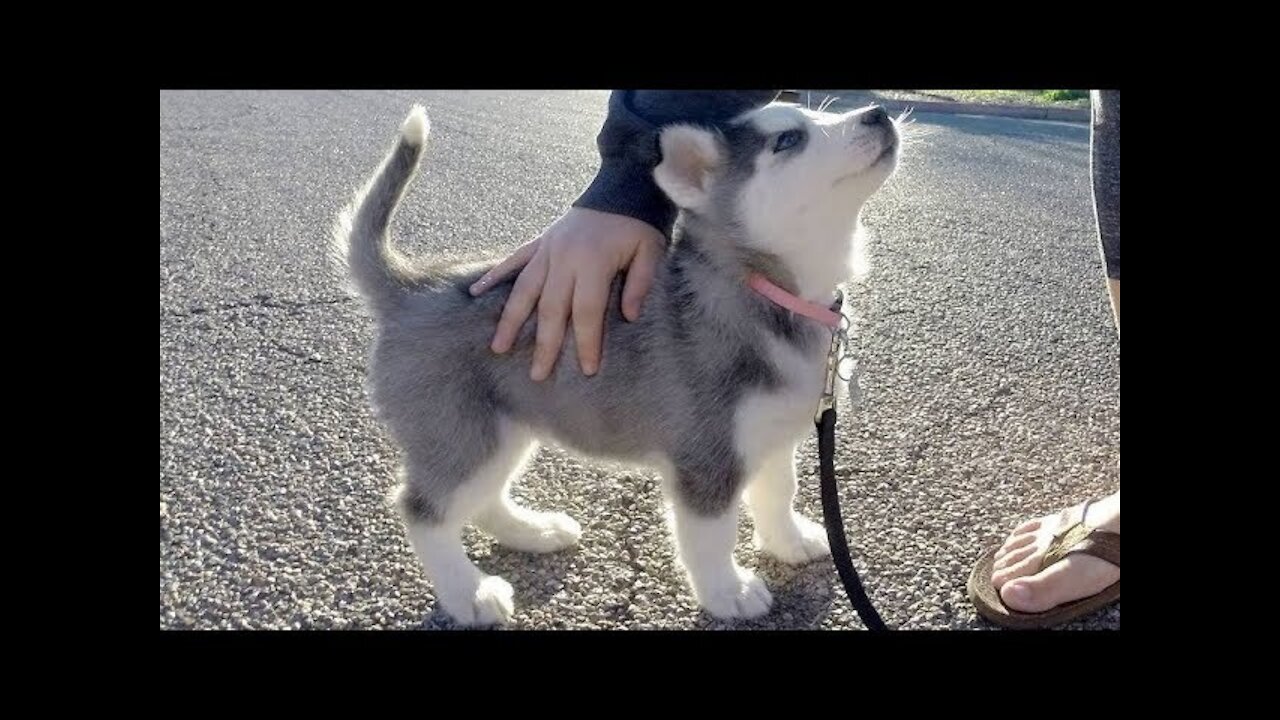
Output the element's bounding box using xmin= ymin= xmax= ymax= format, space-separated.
xmin=773 ymin=129 xmax=804 ymax=153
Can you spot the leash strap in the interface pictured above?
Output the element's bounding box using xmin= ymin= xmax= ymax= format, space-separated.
xmin=817 ymin=407 xmax=889 ymax=631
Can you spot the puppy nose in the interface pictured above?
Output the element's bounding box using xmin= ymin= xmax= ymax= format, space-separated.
xmin=860 ymin=106 xmax=889 ymax=126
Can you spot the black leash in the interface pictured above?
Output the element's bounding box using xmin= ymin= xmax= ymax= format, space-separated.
xmin=817 ymin=407 xmax=888 ymax=631
xmin=815 ymin=291 xmax=890 ymax=631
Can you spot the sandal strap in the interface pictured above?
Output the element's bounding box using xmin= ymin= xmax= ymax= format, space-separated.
xmin=1042 ymin=499 xmax=1121 ymax=569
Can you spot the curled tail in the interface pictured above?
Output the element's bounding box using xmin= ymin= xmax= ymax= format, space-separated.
xmin=331 ymin=105 xmax=429 ymax=314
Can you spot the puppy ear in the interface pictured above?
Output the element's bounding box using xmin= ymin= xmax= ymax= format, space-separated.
xmin=653 ymin=125 xmax=723 ymax=210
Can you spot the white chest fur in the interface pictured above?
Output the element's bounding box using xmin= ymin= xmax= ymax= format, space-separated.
xmin=732 ymin=332 xmax=841 ymax=475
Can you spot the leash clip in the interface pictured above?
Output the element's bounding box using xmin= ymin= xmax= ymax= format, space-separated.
xmin=815 ymin=290 xmax=849 ymax=424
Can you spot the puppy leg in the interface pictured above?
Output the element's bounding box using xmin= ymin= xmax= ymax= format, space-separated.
xmin=744 ymin=445 xmax=830 ymax=565
xmin=473 ymin=438 xmax=581 ymax=553
xmin=663 ymin=464 xmax=772 ymax=620
xmin=398 ymin=420 xmax=535 ymax=626
xmin=403 ymin=520 xmax=514 ymax=627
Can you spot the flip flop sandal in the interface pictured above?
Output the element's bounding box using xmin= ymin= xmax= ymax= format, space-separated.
xmin=968 ymin=499 xmax=1120 ymax=629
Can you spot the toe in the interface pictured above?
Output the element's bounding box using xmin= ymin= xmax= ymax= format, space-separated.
xmin=995 ymin=532 xmax=1036 ymax=560
xmin=994 ymin=543 xmax=1038 ymax=572
xmin=999 ymin=555 xmax=1119 ymax=613
xmin=991 ymin=550 xmax=1044 ymax=589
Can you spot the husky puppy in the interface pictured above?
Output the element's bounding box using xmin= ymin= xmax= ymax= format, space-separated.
xmin=333 ymin=101 xmax=899 ymax=625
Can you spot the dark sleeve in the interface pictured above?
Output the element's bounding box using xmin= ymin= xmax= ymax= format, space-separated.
xmin=572 ymin=90 xmax=779 ymax=239
xmin=1090 ymin=90 xmax=1120 ymax=280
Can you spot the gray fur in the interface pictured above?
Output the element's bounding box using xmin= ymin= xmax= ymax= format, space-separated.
xmin=332 ymin=133 xmax=424 ymax=316
xmin=333 ymin=115 xmax=827 ymax=524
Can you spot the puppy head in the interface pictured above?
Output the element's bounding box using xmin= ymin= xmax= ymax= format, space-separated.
xmin=654 ymin=102 xmax=898 ymax=289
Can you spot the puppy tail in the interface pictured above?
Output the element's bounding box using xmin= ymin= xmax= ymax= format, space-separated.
xmin=331 ymin=104 xmax=430 ymax=314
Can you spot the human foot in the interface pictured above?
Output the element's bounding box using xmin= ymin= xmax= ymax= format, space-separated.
xmin=990 ymin=492 xmax=1120 ymax=613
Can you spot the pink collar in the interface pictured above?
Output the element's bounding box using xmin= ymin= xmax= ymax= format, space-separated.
xmin=746 ymin=272 xmax=842 ymax=329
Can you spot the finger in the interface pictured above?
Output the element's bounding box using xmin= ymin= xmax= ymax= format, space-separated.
xmin=621 ymin=235 xmax=663 ymax=322
xmin=471 ymin=240 xmax=539 ymax=296
xmin=490 ymin=250 xmax=548 ymax=353
xmin=571 ymin=272 xmax=609 ymax=376
xmin=529 ymin=266 xmax=574 ymax=381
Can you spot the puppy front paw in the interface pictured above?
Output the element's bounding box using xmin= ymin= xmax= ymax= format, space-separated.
xmin=439 ymin=575 xmax=515 ymax=627
xmin=755 ymin=514 xmax=831 ymax=565
xmin=695 ymin=567 xmax=773 ymax=619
